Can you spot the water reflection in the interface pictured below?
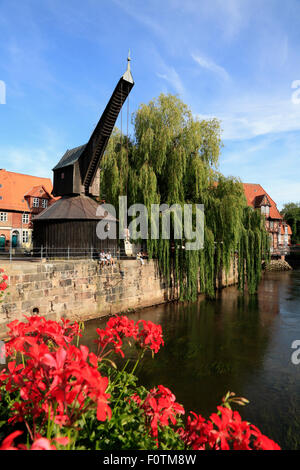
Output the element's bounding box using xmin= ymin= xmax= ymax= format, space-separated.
xmin=83 ymin=270 xmax=300 ymax=450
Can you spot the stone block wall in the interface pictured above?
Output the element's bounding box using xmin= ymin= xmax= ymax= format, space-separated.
xmin=0 ymin=257 xmax=238 ymax=338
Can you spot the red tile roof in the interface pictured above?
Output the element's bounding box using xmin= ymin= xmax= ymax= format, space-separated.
xmin=0 ymin=170 xmax=53 ymax=212
xmin=242 ymin=183 xmax=282 ymax=220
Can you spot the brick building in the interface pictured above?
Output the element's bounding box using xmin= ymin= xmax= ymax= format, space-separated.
xmin=243 ymin=183 xmax=292 ymax=258
xmin=0 ymin=170 xmax=57 ymax=250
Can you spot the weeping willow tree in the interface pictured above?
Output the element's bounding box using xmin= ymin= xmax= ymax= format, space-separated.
xmin=101 ymin=94 xmax=270 ymax=299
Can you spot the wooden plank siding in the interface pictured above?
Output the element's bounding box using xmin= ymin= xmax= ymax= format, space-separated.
xmin=33 ymin=220 xmax=118 ymax=251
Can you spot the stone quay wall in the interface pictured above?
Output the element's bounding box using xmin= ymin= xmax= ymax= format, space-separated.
xmin=0 ymin=257 xmax=238 ymax=338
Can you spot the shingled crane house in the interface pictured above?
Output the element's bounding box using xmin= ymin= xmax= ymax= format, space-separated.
xmin=33 ymin=58 xmax=134 ymax=255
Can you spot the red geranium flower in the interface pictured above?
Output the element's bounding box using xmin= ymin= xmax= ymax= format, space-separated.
xmin=179 ymin=406 xmax=281 ymax=451
xmin=95 ymin=315 xmax=164 ymax=360
xmin=0 ymin=317 xmax=112 ymax=434
xmin=0 ymin=431 xmax=23 ymax=450
xmin=131 ymin=385 xmax=184 ymax=446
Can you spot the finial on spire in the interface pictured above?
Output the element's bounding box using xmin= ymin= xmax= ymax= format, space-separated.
xmin=127 ymin=49 xmax=131 ymax=72
xmin=122 ymin=49 xmax=134 ymax=84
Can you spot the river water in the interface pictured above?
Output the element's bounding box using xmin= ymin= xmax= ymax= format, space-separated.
xmin=83 ymin=269 xmax=300 ymax=450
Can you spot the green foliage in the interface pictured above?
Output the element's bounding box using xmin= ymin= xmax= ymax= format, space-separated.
xmin=0 ymin=388 xmax=19 ymax=443
xmin=74 ymin=369 xmax=153 ymax=450
xmin=101 ymin=93 xmax=269 ymax=299
xmin=74 ymin=367 xmax=184 ymax=450
xmin=281 ymin=202 xmax=300 ymax=244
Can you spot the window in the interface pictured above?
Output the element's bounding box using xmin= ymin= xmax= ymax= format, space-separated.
xmin=0 ymin=212 xmax=7 ymax=222
xmin=270 ymin=221 xmax=274 ymax=229
xmin=22 ymin=230 xmax=29 ymax=243
xmin=261 ymin=205 xmax=270 ymax=216
xmin=269 ymin=234 xmax=273 ymax=252
xmin=22 ymin=213 xmax=29 ymax=224
xmin=284 ymin=226 xmax=288 ymax=245
xmin=61 ymin=173 xmax=64 ymax=180
xmin=33 ymin=198 xmax=39 ymax=208
xmin=41 ymin=199 xmax=48 ymax=208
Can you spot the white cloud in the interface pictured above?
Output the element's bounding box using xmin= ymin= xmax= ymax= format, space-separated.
xmin=164 ymin=0 xmax=249 ymax=41
xmin=0 ymin=146 xmax=52 ymax=179
xmin=197 ymin=97 xmax=300 ymax=140
xmin=192 ymin=53 xmax=230 ymax=81
xmin=0 ymin=125 xmax=65 ymax=178
xmin=110 ymin=0 xmax=165 ymax=38
xmin=216 ymin=0 xmax=245 ymax=39
xmin=156 ymin=67 xmax=185 ymax=96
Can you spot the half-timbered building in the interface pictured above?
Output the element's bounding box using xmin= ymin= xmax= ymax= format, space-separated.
xmin=243 ymin=183 xmax=292 ymax=258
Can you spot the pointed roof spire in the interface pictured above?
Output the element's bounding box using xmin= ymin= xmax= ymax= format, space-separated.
xmin=122 ymin=50 xmax=134 ymax=84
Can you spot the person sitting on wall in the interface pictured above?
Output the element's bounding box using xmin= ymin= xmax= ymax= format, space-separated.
xmin=136 ymin=251 xmax=144 ymax=265
xmin=106 ymin=251 xmax=111 ymax=265
xmin=106 ymin=251 xmax=114 ymax=266
xmin=99 ymin=250 xmax=106 ymax=268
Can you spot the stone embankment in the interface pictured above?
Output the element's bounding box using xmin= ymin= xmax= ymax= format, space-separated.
xmin=0 ymin=257 xmax=238 ymax=339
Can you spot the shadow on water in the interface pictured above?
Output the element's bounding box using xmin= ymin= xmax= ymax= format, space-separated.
xmin=83 ymin=269 xmax=300 ymax=450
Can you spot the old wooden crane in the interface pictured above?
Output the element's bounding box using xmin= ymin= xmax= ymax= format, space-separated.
xmin=33 ymin=57 xmax=134 ymax=252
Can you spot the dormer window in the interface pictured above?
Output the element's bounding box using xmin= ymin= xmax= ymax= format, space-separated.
xmin=33 ymin=198 xmax=39 ymax=208
xmin=261 ymin=205 xmax=269 ymax=216
xmin=41 ymin=199 xmax=48 ymax=208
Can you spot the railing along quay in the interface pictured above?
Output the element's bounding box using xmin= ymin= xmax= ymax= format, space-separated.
xmin=0 ymin=246 xmax=132 ymax=262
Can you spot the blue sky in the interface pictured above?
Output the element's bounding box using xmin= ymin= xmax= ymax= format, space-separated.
xmin=0 ymin=0 xmax=299 ymax=208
